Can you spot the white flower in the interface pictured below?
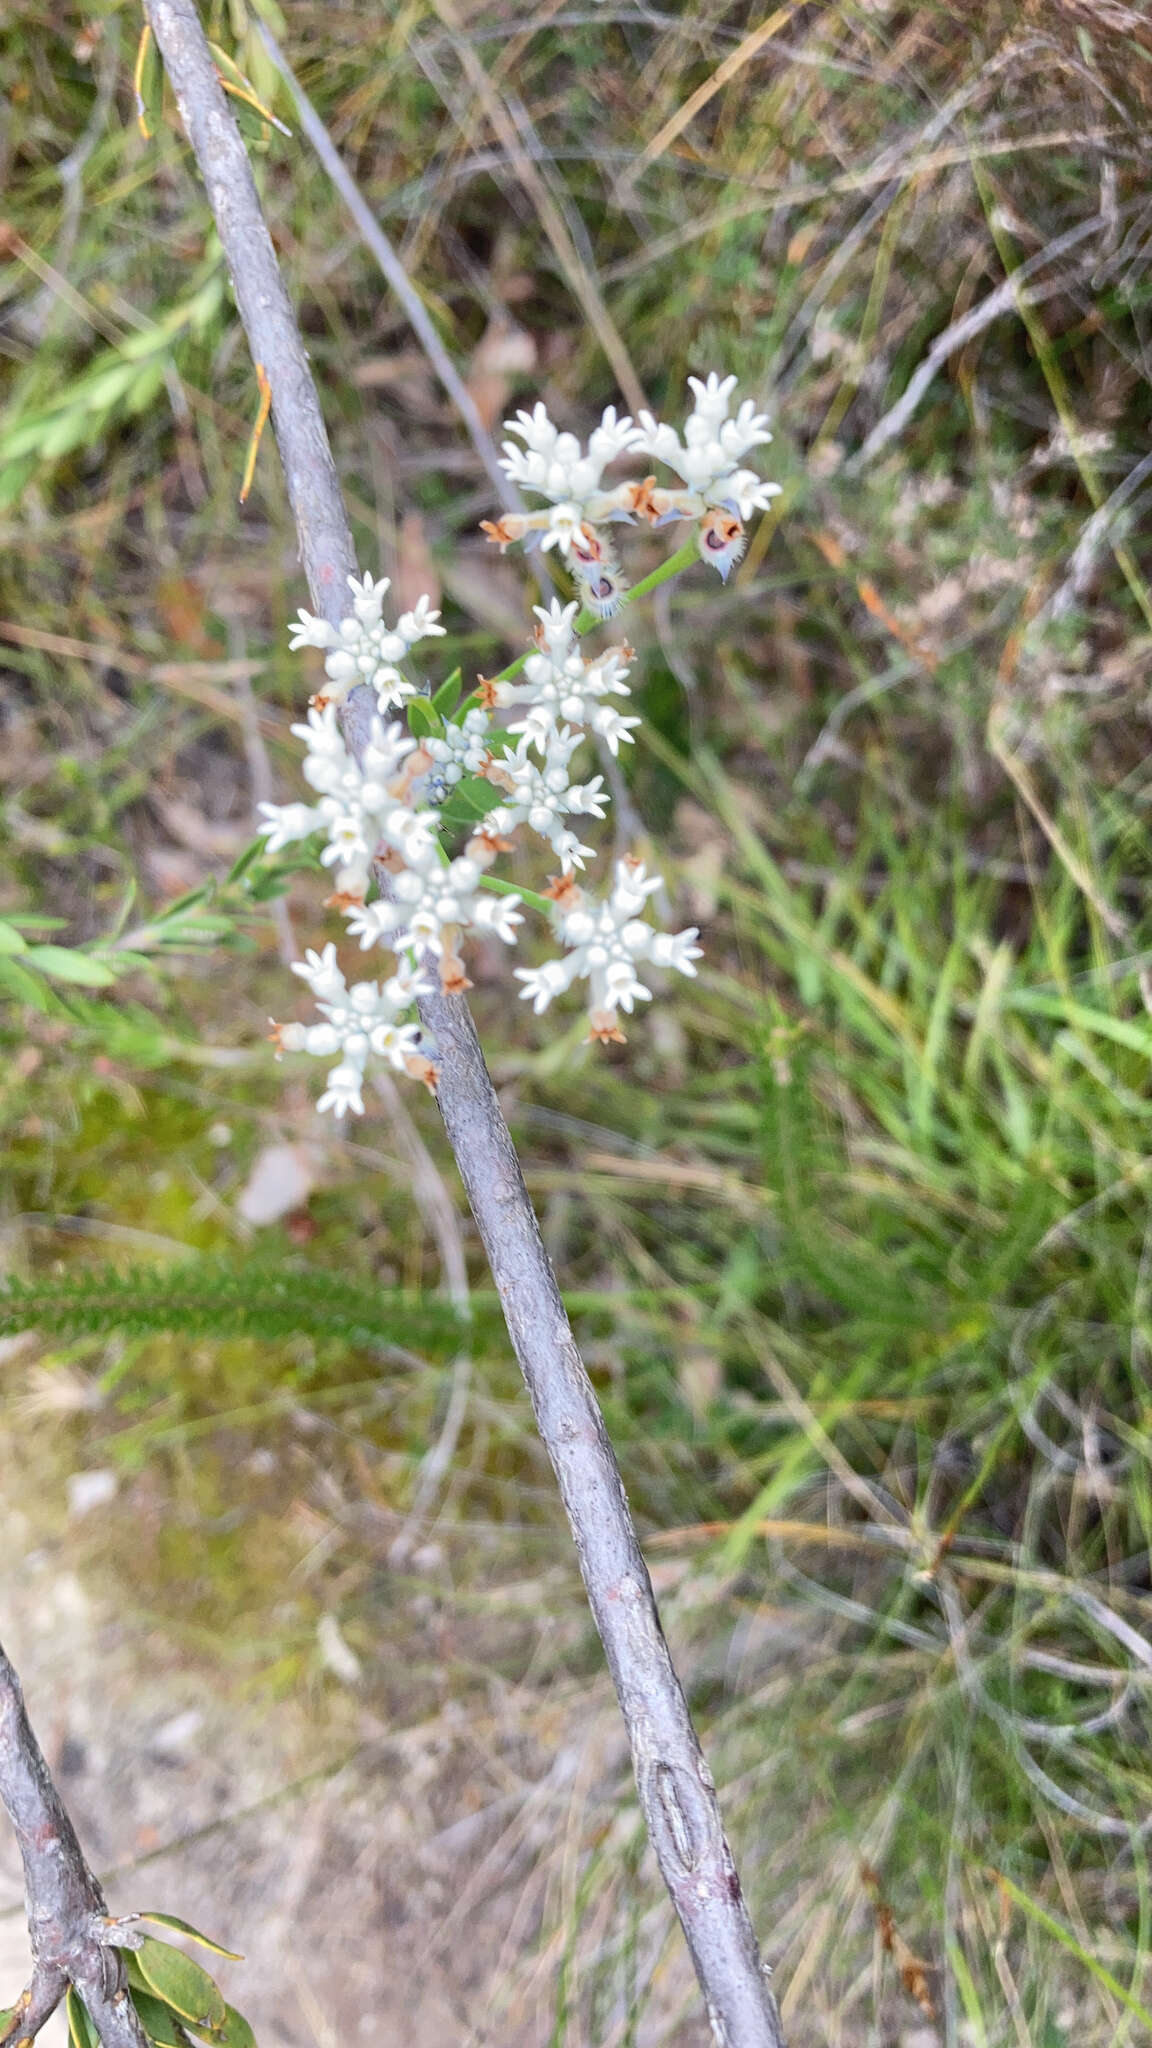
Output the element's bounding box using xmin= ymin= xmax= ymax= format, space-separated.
xmin=276 ymin=701 xmax=438 ymax=900
xmin=277 ymin=949 xmax=433 ymax=1117
xmin=514 ymin=861 xmax=701 ymax=1036
xmin=489 ymin=727 xmax=608 ymax=871
xmin=257 ymin=800 xmax=323 ymax=853
xmin=498 ymin=404 xmax=645 ymax=555
xmin=343 ymin=848 xmax=523 ymax=958
xmin=494 ymin=601 xmax=640 ymax=756
xmin=287 ymin=608 xmax=333 ymax=652
xmin=637 ymin=373 xmax=781 ymax=516
xmin=316 ymin=1064 xmax=366 ymax=1120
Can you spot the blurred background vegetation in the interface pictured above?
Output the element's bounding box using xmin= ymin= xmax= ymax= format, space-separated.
xmin=2 ymin=0 xmax=1152 ymax=2042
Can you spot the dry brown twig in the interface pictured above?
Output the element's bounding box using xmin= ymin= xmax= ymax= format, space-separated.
xmin=132 ymin=1 xmax=787 ymax=2041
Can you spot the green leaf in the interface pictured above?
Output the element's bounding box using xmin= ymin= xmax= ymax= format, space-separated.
xmin=438 ymin=776 xmax=504 ymax=828
xmin=1003 ymin=991 xmax=1152 ymax=1060
xmin=187 ymin=2007 xmax=256 ymax=2048
xmin=66 ymin=1990 xmax=99 ymax=2048
xmin=140 ymin=1914 xmax=243 ymax=1961
xmin=431 ymin=667 xmax=462 ymax=715
xmin=153 ymin=885 xmax=213 ymax=922
xmin=0 ymin=923 xmax=27 ymax=954
xmin=135 ymin=1940 xmax=227 ymax=2031
xmin=0 ymin=2006 xmax=20 ymax=2044
xmin=129 ymin=1992 xmax=193 ymax=2048
xmin=98 ymin=951 xmax=155 ymax=975
xmin=0 ymin=955 xmax=58 ymax=1012
xmin=405 ymin=697 xmax=443 ymax=742
xmin=227 ymin=836 xmax=268 ymax=884
xmin=24 ymin=946 xmax=118 ymax=988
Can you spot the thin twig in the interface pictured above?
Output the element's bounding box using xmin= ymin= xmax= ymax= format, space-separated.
xmin=255 ymin=24 xmax=520 ymax=519
xmin=851 ymin=213 xmax=1104 ymax=467
xmin=374 ymin=1065 xmax=474 ymax=1560
xmin=142 ymin=3 xmax=784 ymax=2039
xmin=0 ymin=1642 xmax=150 ymax=2048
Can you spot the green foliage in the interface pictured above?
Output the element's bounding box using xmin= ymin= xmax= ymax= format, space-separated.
xmin=3 ymin=0 xmax=1152 ymax=2038
xmin=0 ymin=1258 xmax=463 ymax=1354
xmin=0 ymin=275 xmax=226 ymax=507
xmin=64 ymin=1918 xmax=261 ymax=2048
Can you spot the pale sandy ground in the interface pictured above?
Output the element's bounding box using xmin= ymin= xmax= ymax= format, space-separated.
xmin=0 ymin=1483 xmax=654 ymax=2048
xmin=0 ymin=1468 xmax=944 ymax=2048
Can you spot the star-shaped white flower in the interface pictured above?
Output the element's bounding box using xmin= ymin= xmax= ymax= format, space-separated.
xmin=287 ymin=572 xmax=445 ymax=712
xmin=514 ymin=861 xmax=701 ymax=1038
xmin=637 ymin=373 xmax=781 ymax=518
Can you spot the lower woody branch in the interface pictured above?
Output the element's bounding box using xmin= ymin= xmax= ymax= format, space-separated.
xmin=137 ymin=4 xmax=786 ymax=2041
xmin=0 ymin=1642 xmax=149 ymax=2048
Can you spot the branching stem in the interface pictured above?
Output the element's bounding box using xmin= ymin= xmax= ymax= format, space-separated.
xmin=0 ymin=1643 xmax=150 ymax=2048
xmin=141 ymin=6 xmax=786 ymax=2039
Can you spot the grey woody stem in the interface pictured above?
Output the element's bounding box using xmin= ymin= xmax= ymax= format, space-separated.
xmin=142 ymin=6 xmax=785 ymax=2040
xmin=0 ymin=1643 xmax=150 ymax=2048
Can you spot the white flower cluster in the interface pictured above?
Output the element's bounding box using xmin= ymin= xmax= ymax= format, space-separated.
xmin=257 ymin=705 xmax=439 ymax=901
xmin=486 ymin=598 xmax=640 ymax=757
xmin=516 ymin=861 xmax=702 ymax=1044
xmin=482 ymin=371 xmax=781 ymax=604
xmin=276 ymin=946 xmax=433 ymax=1116
xmin=288 ymin=571 xmax=446 ymax=712
xmin=637 ymin=374 xmax=779 ymax=521
xmin=261 ymin=373 xmax=776 ymax=1117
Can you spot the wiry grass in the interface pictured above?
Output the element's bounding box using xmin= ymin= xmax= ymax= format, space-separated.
xmin=2 ymin=0 xmax=1152 ymax=2041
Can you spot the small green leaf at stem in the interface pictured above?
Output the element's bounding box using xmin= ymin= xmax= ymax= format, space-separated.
xmin=227 ymin=836 xmax=267 ymax=883
xmin=139 ymin=1915 xmax=243 ymax=1962
xmin=135 ymin=1941 xmax=227 ymax=2031
xmin=129 ymin=1993 xmax=194 ymax=2048
xmin=438 ymin=776 xmax=505 ymax=829
xmin=0 ymin=922 xmax=27 ymax=955
xmin=186 ymin=2006 xmax=256 ymax=2048
xmin=66 ymin=1990 xmax=100 ymax=2048
xmin=405 ymin=697 xmax=443 ymax=741
xmin=431 ymin=667 xmax=462 ymax=716
xmin=479 ymin=873 xmax=552 ymax=917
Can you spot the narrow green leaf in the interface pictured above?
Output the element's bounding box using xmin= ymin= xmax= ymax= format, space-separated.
xmin=135 ymin=1940 xmax=227 ymax=2030
xmin=98 ymin=951 xmax=155 ymax=975
xmin=153 ymin=885 xmax=213 ymax=922
xmin=0 ymin=923 xmax=27 ymax=955
xmin=0 ymin=2006 xmax=20 ymax=2043
xmin=992 ymin=1870 xmax=1152 ymax=2029
xmin=0 ymin=956 xmax=57 ymax=1012
xmin=227 ymin=836 xmax=268 ymax=884
xmin=1003 ymin=992 xmax=1152 ymax=1059
xmin=439 ymin=776 xmax=504 ymax=827
xmin=405 ymin=697 xmax=443 ymax=742
xmin=431 ymin=667 xmax=462 ymax=715
xmin=140 ymin=1914 xmax=243 ymax=1961
xmin=24 ymin=947 xmax=118 ymax=988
